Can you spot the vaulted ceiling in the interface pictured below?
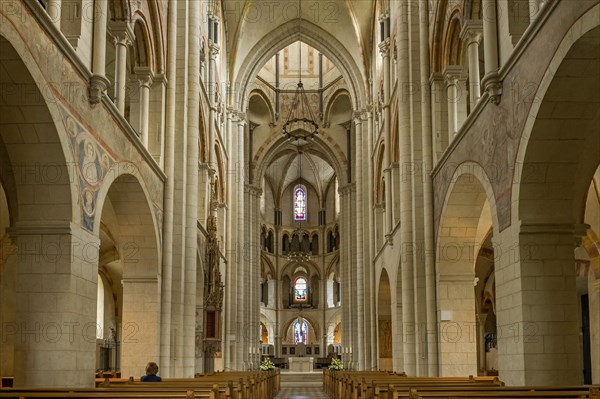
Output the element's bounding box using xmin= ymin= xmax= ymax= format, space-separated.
xmin=221 ymin=0 xmax=376 ymax=86
xmin=263 ymin=146 xmax=336 ymax=206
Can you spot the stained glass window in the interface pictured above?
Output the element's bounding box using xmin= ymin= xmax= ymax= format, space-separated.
xmin=294 ymin=320 xmax=308 ymax=344
xmin=294 ymin=277 xmax=307 ymax=301
xmin=293 ymin=185 xmax=307 ymax=221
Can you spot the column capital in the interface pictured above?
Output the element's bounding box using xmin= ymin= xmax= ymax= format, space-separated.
xmin=134 ymin=66 xmax=154 ymax=87
xmin=443 ymin=65 xmax=466 ymax=86
xmin=234 ymin=111 xmax=247 ymax=125
xmin=209 ymin=42 xmax=220 ymax=57
xmin=338 ymin=183 xmax=356 ymax=196
xmin=378 ymin=39 xmax=390 ymax=57
xmin=352 ymin=110 xmax=367 ymax=124
xmin=110 ymin=21 xmax=134 ymax=46
xmin=429 ymin=71 xmax=444 ymax=86
xmin=460 ymin=20 xmax=483 ymax=45
xmin=244 ymin=183 xmax=262 ymax=198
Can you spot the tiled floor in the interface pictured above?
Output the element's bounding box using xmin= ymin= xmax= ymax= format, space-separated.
xmin=274 ymin=386 xmax=329 ymax=399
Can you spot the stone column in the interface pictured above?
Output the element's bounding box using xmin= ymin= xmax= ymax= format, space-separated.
xmin=338 ymin=185 xmax=351 ymax=366
xmin=183 ymin=0 xmax=201 ymax=376
xmin=135 ymin=67 xmax=154 ymax=148
xmin=159 ymin=0 xmax=178 ymax=377
xmin=379 ymin=39 xmax=393 ymax=241
xmin=208 ymin=44 xmax=219 ymax=170
xmin=529 ymin=0 xmax=541 ymax=22
xmin=589 ymin=277 xmax=600 ymax=384
xmin=90 ymin=0 xmax=110 ymax=103
xmin=47 ymin=0 xmax=61 ymax=29
xmin=249 ymin=185 xmax=262 ymax=368
xmin=158 ymin=1 xmax=178 ymax=376
xmin=461 ymin=21 xmax=483 ymax=110
xmin=419 ymin=0 xmax=439 ymax=376
xmin=444 ymin=66 xmax=463 ymax=141
xmin=481 ymin=0 xmax=502 ymax=103
xmin=235 ymin=114 xmax=247 ymax=369
xmin=354 ymin=111 xmax=365 ymax=370
xmin=429 ymin=73 xmax=448 ymax=162
xmin=366 ymin=107 xmax=378 ymax=368
xmin=111 ymin=23 xmax=134 ymax=114
xmin=494 ymin=223 xmax=584 ymax=385
xmin=10 ymin=223 xmax=99 ymax=388
xmin=398 ymin=0 xmax=416 ymax=375
xmin=149 ymin=74 xmax=167 ymax=166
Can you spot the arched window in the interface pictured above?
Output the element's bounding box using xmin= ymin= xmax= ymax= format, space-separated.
xmin=293 ymin=320 xmax=308 ymax=344
xmin=293 ymin=185 xmax=307 ymax=221
xmin=294 ymin=277 xmax=308 ymax=302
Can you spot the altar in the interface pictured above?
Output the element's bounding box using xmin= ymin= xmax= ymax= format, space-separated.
xmin=288 ymin=357 xmax=313 ymax=372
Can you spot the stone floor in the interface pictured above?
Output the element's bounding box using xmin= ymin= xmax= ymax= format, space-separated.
xmin=274 ymin=371 xmax=328 ymax=398
xmin=274 ymin=386 xmax=329 ymax=399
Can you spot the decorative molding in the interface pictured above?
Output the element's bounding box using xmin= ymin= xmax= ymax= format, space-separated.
xmin=460 ymin=20 xmax=483 ymax=45
xmin=109 ymin=21 xmax=135 ymax=46
xmin=89 ymin=74 xmax=110 ymax=105
xmin=122 ymin=277 xmax=160 ymax=284
xmin=7 ymin=221 xmax=99 ymax=243
xmin=481 ymin=71 xmax=503 ymax=105
xmin=519 ymin=222 xmax=590 ymax=246
xmin=378 ymin=38 xmax=390 ymax=57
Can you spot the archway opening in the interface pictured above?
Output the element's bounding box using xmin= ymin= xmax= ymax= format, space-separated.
xmin=96 ymin=172 xmax=160 ymax=379
xmin=437 ymin=170 xmax=495 ymax=377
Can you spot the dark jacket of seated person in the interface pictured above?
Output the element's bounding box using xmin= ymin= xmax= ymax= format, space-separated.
xmin=141 ymin=362 xmax=162 ymax=382
xmin=141 ymin=374 xmax=162 ymax=382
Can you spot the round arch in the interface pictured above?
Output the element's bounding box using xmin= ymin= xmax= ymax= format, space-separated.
xmin=436 ymin=162 xmax=499 ymax=377
xmin=248 ymin=89 xmax=275 ymax=125
xmin=95 ymin=167 xmax=161 ymax=379
xmin=0 ymin=29 xmax=80 ymax=387
xmin=323 ymin=89 xmax=352 ymax=125
xmin=512 ymin=8 xmax=600 ymax=227
xmin=131 ymin=14 xmax=155 ymax=71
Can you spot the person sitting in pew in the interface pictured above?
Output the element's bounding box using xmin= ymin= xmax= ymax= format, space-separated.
xmin=140 ymin=362 xmax=162 ymax=382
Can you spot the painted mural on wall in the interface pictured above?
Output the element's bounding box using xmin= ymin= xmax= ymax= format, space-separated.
xmin=60 ymin=106 xmax=115 ymax=232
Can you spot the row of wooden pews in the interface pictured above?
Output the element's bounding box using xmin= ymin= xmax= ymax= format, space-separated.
xmin=0 ymin=370 xmax=279 ymax=399
xmin=323 ymin=369 xmax=600 ymax=399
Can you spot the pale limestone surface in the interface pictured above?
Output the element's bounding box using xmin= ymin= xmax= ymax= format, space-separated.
xmin=0 ymin=0 xmax=598 ymax=389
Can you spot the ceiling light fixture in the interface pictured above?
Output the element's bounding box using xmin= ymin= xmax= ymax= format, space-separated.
xmin=281 ymin=0 xmax=319 ymax=145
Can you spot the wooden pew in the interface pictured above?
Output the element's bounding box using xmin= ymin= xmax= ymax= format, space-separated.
xmin=1 ymin=370 xmax=280 ymax=399
xmin=0 ymin=390 xmax=219 ymax=399
xmin=323 ymin=370 xmax=599 ymax=399
xmin=324 ymin=370 xmax=500 ymax=399
xmin=389 ymin=385 xmax=599 ymax=399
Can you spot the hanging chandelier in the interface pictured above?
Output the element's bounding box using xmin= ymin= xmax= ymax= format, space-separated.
xmin=281 ymin=79 xmax=319 ymax=143
xmin=282 ymin=2 xmax=319 ymax=144
xmin=286 ymin=223 xmax=311 ymax=262
xmin=286 ymin=151 xmax=312 ymax=263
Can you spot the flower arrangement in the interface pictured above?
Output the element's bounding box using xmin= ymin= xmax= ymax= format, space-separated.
xmin=328 ymin=358 xmax=344 ymax=371
xmin=260 ymin=359 xmax=276 ymax=371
